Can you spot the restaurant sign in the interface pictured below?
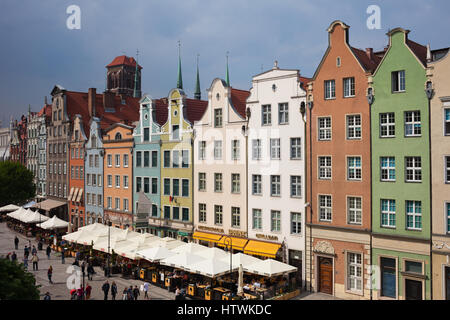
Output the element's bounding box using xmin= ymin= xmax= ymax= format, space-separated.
xmin=255 ymin=233 xmax=278 ymax=241
xmin=228 ymin=229 xmax=247 ymax=238
xmin=197 ymin=225 xmax=224 ymax=234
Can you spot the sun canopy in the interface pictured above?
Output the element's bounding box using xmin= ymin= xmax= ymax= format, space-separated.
xmin=186 ymin=259 xmax=236 ymax=278
xmin=243 ymin=240 xmax=281 ymax=259
xmin=219 ymin=252 xmax=262 ymax=269
xmin=217 ymin=237 xmax=248 ymax=251
xmin=136 ymin=246 xmax=176 ymax=262
xmin=170 ymin=242 xmax=210 ymax=255
xmin=23 ymin=201 xmax=37 ymax=209
xmin=242 ymin=259 xmax=297 ymax=277
xmin=7 ymin=207 xmax=28 ymax=220
xmin=196 ymin=247 xmax=229 ymax=260
xmin=20 ymin=209 xmax=50 ymax=224
xmin=159 ymin=252 xmax=205 ymax=269
xmin=114 ymin=241 xmax=153 ymax=260
xmin=31 ymin=199 xmax=66 ymax=211
xmin=36 ymin=216 xmax=69 ymax=230
xmin=150 ymin=237 xmax=186 ymax=250
xmin=0 ymin=204 xmax=20 ymax=212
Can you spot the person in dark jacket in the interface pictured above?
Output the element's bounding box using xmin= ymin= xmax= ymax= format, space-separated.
xmin=46 ymin=245 xmax=51 ymax=260
xmin=87 ymin=263 xmax=95 ymax=280
xmin=24 ymin=246 xmax=29 ymax=258
xmin=133 ymin=285 xmax=140 ymax=300
xmin=43 ymin=292 xmax=51 ymax=300
xmin=111 ymin=281 xmax=118 ymax=300
xmin=14 ymin=236 xmax=19 ymax=249
xmin=11 ymin=251 xmax=17 ymax=262
xmin=102 ymin=281 xmax=110 ymax=300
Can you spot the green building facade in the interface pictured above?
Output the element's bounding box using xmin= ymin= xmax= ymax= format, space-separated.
xmin=370 ymin=28 xmax=431 ymax=300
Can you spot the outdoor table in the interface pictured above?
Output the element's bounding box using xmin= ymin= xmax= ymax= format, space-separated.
xmin=213 ymin=287 xmax=230 ymax=300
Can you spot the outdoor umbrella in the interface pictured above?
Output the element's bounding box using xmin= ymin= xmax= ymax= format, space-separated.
xmin=195 ymin=247 xmax=229 ymax=260
xmin=0 ymin=204 xmax=20 ymax=212
xmin=7 ymin=207 xmax=28 ymax=220
xmin=136 ymin=246 xmax=176 ymax=262
xmin=20 ymin=209 xmax=50 ymax=224
xmin=186 ymin=258 xmax=236 ymax=278
xmin=242 ymin=259 xmax=297 ymax=277
xmin=36 ymin=216 xmax=69 ymax=230
xmin=238 ymin=264 xmax=244 ymax=295
xmin=159 ymin=252 xmax=205 ymax=270
xmin=151 ymin=237 xmax=185 ymax=250
xmin=218 ymin=252 xmax=262 ymax=269
xmin=170 ymin=242 xmax=209 ymax=255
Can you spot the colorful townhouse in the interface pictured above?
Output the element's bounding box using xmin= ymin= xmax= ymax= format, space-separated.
xmin=370 ymin=28 xmax=431 ymax=300
xmin=27 ymin=108 xmax=39 ymax=189
xmin=68 ymin=114 xmax=87 ymax=229
xmin=305 ymin=21 xmax=380 ymax=299
xmin=133 ymin=94 xmax=168 ymax=234
xmin=246 ymin=62 xmax=308 ymax=287
xmin=428 ymin=46 xmax=450 ymax=300
xmin=192 ymin=76 xmax=250 ymax=250
xmin=37 ymin=102 xmax=52 ymax=199
xmin=10 ymin=115 xmax=27 ymax=166
xmin=159 ymin=64 xmax=208 ymax=241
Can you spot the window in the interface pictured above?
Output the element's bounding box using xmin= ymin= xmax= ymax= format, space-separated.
xmin=271 ymin=210 xmax=281 ymax=232
xmin=152 ymin=151 xmax=158 ymax=167
xmin=123 ymin=154 xmax=129 ymax=167
xmin=115 ymin=175 xmax=120 ymax=188
xmin=151 ymin=204 xmax=157 ymax=217
xmin=164 ymin=150 xmax=171 ymax=168
xmin=347 ymin=115 xmax=361 ymax=139
xmin=107 ymin=197 xmax=112 ymax=209
xmin=136 ymin=151 xmax=142 ymax=167
xmin=252 ymin=175 xmax=262 ymax=195
xmin=182 ymin=150 xmax=189 ymax=168
xmin=214 ymin=141 xmax=222 ymax=160
xmin=445 ymin=109 xmax=450 ymax=136
xmin=446 ymin=156 xmax=450 ymax=183
xmin=343 ymin=77 xmax=355 ymax=98
xmin=71 ymin=166 xmax=74 ymax=179
xmin=348 ymin=197 xmax=362 ymax=225
xmin=115 ymin=197 xmax=120 ymax=210
xmin=291 ymin=212 xmax=301 ymax=235
xmin=347 ymin=157 xmax=362 ymax=181
xmin=123 ymin=175 xmax=129 ymax=189
xmin=406 ymin=200 xmax=422 ymax=230
xmin=151 ymin=178 xmax=157 ymax=194
xmin=215 ymin=205 xmax=223 ymax=225
xmin=324 ymin=80 xmax=335 ymax=99
xmin=107 ymin=154 xmax=112 ymax=167
xmin=98 ymin=174 xmax=102 ymax=187
xmin=279 ymin=103 xmax=289 ymax=124
xmin=405 ymin=260 xmax=423 ymax=274
xmin=199 ymin=204 xmax=206 ymax=223
xmin=164 ymin=178 xmax=170 ymax=196
xmin=231 ymin=174 xmax=240 ymax=193
xmin=214 ymin=173 xmax=222 ymax=192
xmin=232 ymin=207 xmax=240 ymax=228
xmin=172 ymin=150 xmax=179 ymax=168
xmin=214 ymin=109 xmax=223 ymax=127
xmin=172 ymin=179 xmax=179 ymax=196
xmin=252 ymin=139 xmax=261 ymax=160
xmin=182 ymin=179 xmax=189 ymax=197
xmin=262 ymin=105 xmax=272 ymax=125
xmin=231 ymin=140 xmax=240 ymax=160
xmin=270 ymin=175 xmax=281 ymax=197
xmin=446 ymin=203 xmax=450 ymax=234
xmin=253 ymin=209 xmax=262 ymax=230
xmin=380 ymin=113 xmax=395 ymax=138
xmin=115 ymin=154 xmax=120 ymax=167
xmin=173 ymin=207 xmax=180 ymax=220
xmin=123 ymin=199 xmax=129 ymax=212
xmin=95 ymin=155 xmax=99 ymax=167
xmin=347 ymin=253 xmax=362 ymax=292
xmin=143 ymin=151 xmax=150 ymax=167
xmin=318 ymin=117 xmax=332 ymax=140
xmin=136 ymin=177 xmax=142 ymax=193
xmin=182 ymin=208 xmax=189 ymax=221
xmin=89 ymin=155 xmax=93 ymax=167
xmin=164 ymin=206 xmax=170 ymax=219
xmin=405 ymin=157 xmax=422 ymax=182
xmin=199 ymin=141 xmax=206 ymax=160
xmin=392 ymin=70 xmax=405 ymax=92
xmin=290 ymin=176 xmax=302 ymax=198
xmin=319 ymin=195 xmax=332 ymax=221
xmin=405 ymin=111 xmax=421 ymax=136
xmin=318 ymin=156 xmax=332 ymax=180
xmin=107 ymin=175 xmax=112 ymax=187
xmin=143 ymin=128 xmax=150 ymax=141
xmin=381 ymin=157 xmax=396 ymax=182
xmin=198 ymin=173 xmax=206 ymax=191
xmin=172 ymin=125 xmax=180 ymax=140
xmin=270 ymin=138 xmax=281 ymax=160
xmin=290 ymin=138 xmax=301 ymax=160
xmin=98 ymin=195 xmax=102 ymax=207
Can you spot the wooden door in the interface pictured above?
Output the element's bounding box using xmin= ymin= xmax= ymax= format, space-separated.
xmin=318 ymin=257 xmax=333 ymax=294
xmin=405 ymin=279 xmax=422 ymax=300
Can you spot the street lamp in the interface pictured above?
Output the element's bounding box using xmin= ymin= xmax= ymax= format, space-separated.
xmin=106 ymin=218 xmax=112 ymax=277
xmin=223 ymin=236 xmax=233 ymax=292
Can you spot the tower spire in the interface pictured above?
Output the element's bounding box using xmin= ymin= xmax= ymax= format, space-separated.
xmin=226 ymin=51 xmax=230 ymax=87
xmin=133 ymin=49 xmax=140 ymax=98
xmin=177 ymin=41 xmax=183 ymax=90
xmin=194 ymin=54 xmax=201 ymax=100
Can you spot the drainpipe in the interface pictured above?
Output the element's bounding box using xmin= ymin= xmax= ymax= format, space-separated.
xmin=300 ymin=100 xmax=307 ymax=290
xmin=307 ymin=99 xmax=314 ymax=292
xmin=367 ymin=85 xmax=375 ymax=300
xmin=425 ymin=80 xmax=434 ymax=300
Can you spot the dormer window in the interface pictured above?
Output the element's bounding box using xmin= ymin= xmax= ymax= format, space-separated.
xmin=337 ymin=57 xmax=341 ymax=67
xmin=115 ymin=132 xmax=122 ymax=140
xmin=392 ymin=70 xmax=406 ymax=93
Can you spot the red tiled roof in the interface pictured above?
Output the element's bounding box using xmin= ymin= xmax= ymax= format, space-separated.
xmin=106 ymin=55 xmax=142 ymax=69
xmin=153 ymin=99 xmax=168 ymax=126
xmin=230 ymin=88 xmax=250 ymax=119
xmin=183 ymin=98 xmax=208 ymax=124
xmin=299 ymin=76 xmax=311 ymax=90
xmin=351 ymin=47 xmax=382 ymax=73
xmin=406 ymin=39 xmax=427 ymax=67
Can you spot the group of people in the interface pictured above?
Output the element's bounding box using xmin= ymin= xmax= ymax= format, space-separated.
xmin=100 ymin=280 xmax=151 ymax=300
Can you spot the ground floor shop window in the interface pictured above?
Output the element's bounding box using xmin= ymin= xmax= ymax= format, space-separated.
xmin=347 ymin=252 xmax=362 ymax=293
xmin=380 ymin=257 xmax=396 ymax=298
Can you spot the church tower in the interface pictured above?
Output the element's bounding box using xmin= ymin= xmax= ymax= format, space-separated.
xmin=106 ymin=55 xmax=142 ymax=98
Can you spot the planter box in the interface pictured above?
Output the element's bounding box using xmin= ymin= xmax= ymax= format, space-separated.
xmin=269 ymin=289 xmax=300 ymax=301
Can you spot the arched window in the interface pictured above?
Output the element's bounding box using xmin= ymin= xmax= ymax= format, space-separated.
xmin=115 ymin=132 xmax=122 ymax=140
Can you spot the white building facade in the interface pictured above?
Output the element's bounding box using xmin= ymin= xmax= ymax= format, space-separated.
xmin=246 ymin=62 xmax=308 ymax=287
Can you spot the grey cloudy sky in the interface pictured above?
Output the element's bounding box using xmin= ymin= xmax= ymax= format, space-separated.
xmin=0 ymin=0 xmax=449 ymax=124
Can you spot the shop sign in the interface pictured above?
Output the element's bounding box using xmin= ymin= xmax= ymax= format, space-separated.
xmin=198 ymin=225 xmax=224 ymax=234
xmin=228 ymin=229 xmax=247 ymax=238
xmin=255 ymin=233 xmax=278 ymax=241
xmin=178 ymin=231 xmax=190 ymax=236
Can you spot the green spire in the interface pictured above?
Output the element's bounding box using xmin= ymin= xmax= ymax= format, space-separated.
xmin=177 ymin=41 xmax=183 ymax=90
xmin=226 ymin=51 xmax=230 ymax=87
xmin=194 ymin=54 xmax=201 ymax=100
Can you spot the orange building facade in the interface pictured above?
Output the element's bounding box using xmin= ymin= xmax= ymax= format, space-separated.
xmin=103 ymin=123 xmax=134 ymax=229
xmin=305 ymin=21 xmax=381 ymax=299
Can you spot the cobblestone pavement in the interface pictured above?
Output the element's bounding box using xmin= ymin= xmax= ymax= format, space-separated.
xmin=0 ymin=221 xmax=177 ymax=300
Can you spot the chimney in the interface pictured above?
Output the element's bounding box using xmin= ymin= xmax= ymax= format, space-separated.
xmin=103 ymin=91 xmax=115 ymax=110
xmin=365 ymin=48 xmax=374 ymax=61
xmin=88 ymin=88 xmax=96 ymax=117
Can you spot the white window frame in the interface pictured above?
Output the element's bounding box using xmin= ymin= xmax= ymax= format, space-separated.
xmin=318 ymin=117 xmax=332 ymax=141
xmin=347 ymin=196 xmax=362 ymax=225
xmin=380 ymin=113 xmax=395 ymax=138
xmin=347 ymin=156 xmax=362 ymax=181
xmin=405 ymin=111 xmax=421 ymax=137
xmin=271 ymin=210 xmax=281 ymax=232
xmin=253 ymin=209 xmax=262 ymax=230
xmin=252 ymin=175 xmax=262 ymax=195
xmin=319 ymin=195 xmax=332 ymax=222
xmin=381 ymin=199 xmax=396 ymax=228
xmin=214 ymin=140 xmax=222 ymax=160
xmin=262 ymin=105 xmax=272 ymax=126
xmin=291 ymin=212 xmax=302 ymax=235
xmin=347 ymin=252 xmax=363 ymax=293
xmin=270 ymin=138 xmax=281 ymax=160
xmin=231 ymin=173 xmax=240 ymax=194
xmin=290 ymin=176 xmax=302 ymax=198
xmin=347 ymin=114 xmax=362 ymax=140
xmin=252 ymin=139 xmax=262 ymax=160
xmin=343 ymin=77 xmax=355 ymax=98
xmin=405 ymin=157 xmax=422 ymax=182
xmin=290 ymin=137 xmax=301 ymax=160
xmin=278 ymin=103 xmax=289 ymax=124
xmin=318 ymin=156 xmax=332 ymax=180
xmin=270 ymin=175 xmax=281 ymax=197
xmin=406 ymin=200 xmax=422 ymax=231
xmin=381 ymin=157 xmax=396 ymax=182
xmin=325 ymin=80 xmax=336 ymax=100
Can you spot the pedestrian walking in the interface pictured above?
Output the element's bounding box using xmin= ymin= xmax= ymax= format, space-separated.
xmin=111 ymin=281 xmax=118 ymax=300
xmin=28 ymin=240 xmax=31 ymax=248
xmin=102 ymin=280 xmax=110 ymax=300
xmin=14 ymin=236 xmax=19 ymax=250
xmin=46 ymin=245 xmax=51 ymax=260
xmin=31 ymin=253 xmax=39 ymax=271
xmin=81 ymin=260 xmax=86 ymax=274
xmin=22 ymin=255 xmax=29 ymax=270
xmin=43 ymin=292 xmax=51 ymax=300
xmin=122 ymin=287 xmax=128 ymax=300
xmin=47 ymin=266 xmax=53 ymax=284
xmin=143 ymin=281 xmax=150 ymax=300
xmin=31 ymin=245 xmax=37 ymax=256
xmin=85 ymin=283 xmax=92 ymax=300
xmin=133 ymin=285 xmax=140 ymax=300
xmin=87 ymin=263 xmax=94 ymax=280
xmin=175 ymin=286 xmax=182 ymax=300
xmin=11 ymin=251 xmax=17 ymax=262
xmin=76 ymin=287 xmax=83 ymax=300
xmin=24 ymin=246 xmax=29 ymax=258
xmin=127 ymin=286 xmax=133 ymax=300
xmin=61 ymin=248 xmax=65 ymax=264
